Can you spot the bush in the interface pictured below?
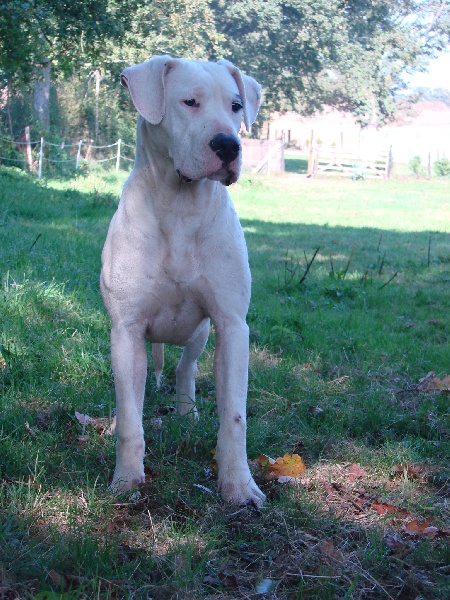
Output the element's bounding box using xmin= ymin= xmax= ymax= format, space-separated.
xmin=433 ymin=157 xmax=450 ymax=177
xmin=408 ymin=155 xmax=423 ymax=177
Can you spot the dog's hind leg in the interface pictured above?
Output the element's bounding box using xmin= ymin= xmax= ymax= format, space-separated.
xmin=176 ymin=318 xmax=210 ymax=417
xmin=152 ymin=343 xmax=164 ymax=388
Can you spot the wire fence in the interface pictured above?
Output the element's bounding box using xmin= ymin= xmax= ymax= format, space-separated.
xmin=0 ymin=130 xmax=135 ymax=178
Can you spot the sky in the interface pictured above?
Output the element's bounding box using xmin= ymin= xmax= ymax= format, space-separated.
xmin=405 ymin=52 xmax=450 ymax=90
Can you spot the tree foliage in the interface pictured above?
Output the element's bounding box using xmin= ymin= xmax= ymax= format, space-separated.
xmin=211 ymin=0 xmax=450 ymax=125
xmin=0 ymin=0 xmax=449 ymax=136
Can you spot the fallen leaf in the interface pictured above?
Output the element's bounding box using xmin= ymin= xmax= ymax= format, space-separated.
xmin=392 ymin=463 xmax=425 ymax=479
xmin=255 ymin=454 xmax=276 ymax=468
xmin=144 ymin=465 xmax=159 ymax=481
xmin=309 ymin=405 xmax=324 ymax=416
xmin=269 ymin=453 xmax=306 ymax=481
xmin=255 ymin=576 xmax=279 ymax=594
xmin=348 ymin=464 xmax=368 ymax=481
xmin=74 ymin=411 xmax=115 ymax=435
xmin=403 ymin=519 xmax=439 ymax=539
xmin=252 ymin=453 xmax=306 ymax=483
xmin=418 ymin=372 xmax=450 ymax=392
xmin=218 ymin=572 xmax=238 ymax=588
xmin=318 ymin=539 xmax=340 ymax=559
xmin=372 ymin=502 xmax=410 ymax=518
xmin=385 ymin=534 xmax=412 ymax=557
xmin=75 ymin=411 xmax=91 ymax=425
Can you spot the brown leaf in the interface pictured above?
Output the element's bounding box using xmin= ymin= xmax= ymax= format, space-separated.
xmin=218 ymin=572 xmax=238 ymax=588
xmin=309 ymin=405 xmax=324 ymax=416
xmin=385 ymin=534 xmax=412 ymax=557
xmin=48 ymin=570 xmax=66 ymax=590
xmin=403 ymin=519 xmax=439 ymax=538
xmin=392 ymin=463 xmax=425 ymax=479
xmin=348 ymin=464 xmax=368 ymax=481
xmin=418 ymin=372 xmax=450 ymax=392
xmin=74 ymin=411 xmax=115 ymax=435
xmin=372 ymin=502 xmax=410 ymax=518
xmin=318 ymin=539 xmax=340 ymax=559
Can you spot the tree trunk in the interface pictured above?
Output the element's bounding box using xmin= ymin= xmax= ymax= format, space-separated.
xmin=33 ymin=62 xmax=51 ymax=130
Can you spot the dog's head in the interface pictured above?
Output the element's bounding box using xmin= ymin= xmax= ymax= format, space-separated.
xmin=121 ymin=56 xmax=261 ymax=186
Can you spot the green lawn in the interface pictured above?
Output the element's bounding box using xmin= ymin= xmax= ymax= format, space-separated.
xmin=1 ymin=166 xmax=449 ymax=599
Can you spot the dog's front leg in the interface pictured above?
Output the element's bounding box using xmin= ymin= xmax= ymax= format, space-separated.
xmin=109 ymin=324 xmax=147 ymax=493
xmin=214 ymin=318 xmax=266 ymax=506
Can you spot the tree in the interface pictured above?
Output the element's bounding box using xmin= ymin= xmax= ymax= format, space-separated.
xmin=0 ymin=1 xmax=138 ymax=129
xmin=210 ymin=0 xmax=450 ymax=126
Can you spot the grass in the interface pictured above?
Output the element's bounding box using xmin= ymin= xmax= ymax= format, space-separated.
xmin=1 ymin=164 xmax=449 ymax=599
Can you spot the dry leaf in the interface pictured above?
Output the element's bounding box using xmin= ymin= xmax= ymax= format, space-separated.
xmin=385 ymin=534 xmax=412 ymax=557
xmin=392 ymin=463 xmax=425 ymax=479
xmin=372 ymin=502 xmax=410 ymax=518
xmin=309 ymin=405 xmax=324 ymax=416
xmin=348 ymin=464 xmax=368 ymax=481
xmin=255 ymin=577 xmax=279 ymax=594
xmin=403 ymin=519 xmax=439 ymax=538
xmin=418 ymin=372 xmax=450 ymax=392
xmin=74 ymin=411 xmax=115 ymax=435
xmin=255 ymin=454 xmax=276 ymax=468
xmin=318 ymin=539 xmax=340 ymax=559
xmin=269 ymin=453 xmax=306 ymax=480
xmin=253 ymin=453 xmax=306 ymax=483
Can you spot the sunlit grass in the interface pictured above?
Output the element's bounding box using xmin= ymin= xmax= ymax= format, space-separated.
xmin=1 ymin=165 xmax=449 ymax=598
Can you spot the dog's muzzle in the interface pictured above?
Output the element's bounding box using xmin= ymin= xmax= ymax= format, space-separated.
xmin=209 ymin=134 xmax=241 ymax=165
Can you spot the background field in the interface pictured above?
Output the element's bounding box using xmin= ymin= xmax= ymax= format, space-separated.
xmin=0 ymin=166 xmax=449 ymax=599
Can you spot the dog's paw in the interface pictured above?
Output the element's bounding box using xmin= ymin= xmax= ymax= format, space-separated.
xmin=109 ymin=469 xmax=145 ymax=494
xmin=218 ymin=472 xmax=266 ymax=507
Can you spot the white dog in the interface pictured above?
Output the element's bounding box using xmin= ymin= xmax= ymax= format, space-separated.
xmin=101 ymin=55 xmax=265 ymax=506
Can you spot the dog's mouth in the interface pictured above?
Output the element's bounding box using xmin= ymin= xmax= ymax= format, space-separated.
xmin=176 ymin=169 xmax=193 ymax=184
xmin=176 ymin=165 xmax=238 ymax=187
xmin=207 ymin=165 xmax=238 ymax=186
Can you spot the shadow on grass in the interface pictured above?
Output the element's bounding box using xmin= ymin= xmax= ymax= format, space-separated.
xmin=284 ymin=154 xmax=308 ymax=174
xmin=1 ymin=167 xmax=450 ymax=598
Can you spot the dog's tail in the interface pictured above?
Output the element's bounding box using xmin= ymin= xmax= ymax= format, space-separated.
xmin=152 ymin=343 xmax=164 ymax=388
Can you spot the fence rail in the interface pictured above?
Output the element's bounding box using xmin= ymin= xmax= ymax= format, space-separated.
xmin=0 ymin=129 xmax=135 ymax=178
xmin=308 ymin=146 xmax=391 ymax=179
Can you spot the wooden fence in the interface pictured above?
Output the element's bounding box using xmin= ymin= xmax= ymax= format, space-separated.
xmin=308 ymin=146 xmax=392 ymax=179
xmin=241 ymin=138 xmax=285 ymax=174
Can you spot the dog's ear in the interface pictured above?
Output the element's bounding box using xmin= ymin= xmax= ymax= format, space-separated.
xmin=218 ymin=60 xmax=262 ymax=131
xmin=120 ymin=55 xmax=175 ymax=124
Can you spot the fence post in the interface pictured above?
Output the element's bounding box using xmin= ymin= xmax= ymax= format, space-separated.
xmin=116 ymin=139 xmax=121 ymax=172
xmin=307 ymin=129 xmax=315 ymax=176
xmin=25 ymin=126 xmax=33 ymax=171
xmin=386 ymin=145 xmax=393 ymax=179
xmin=76 ymin=140 xmax=83 ymax=169
xmin=38 ymin=137 xmax=44 ymax=179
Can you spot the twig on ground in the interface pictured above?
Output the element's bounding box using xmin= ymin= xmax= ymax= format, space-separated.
xmin=342 ymin=245 xmax=355 ymax=280
xmin=284 ymin=250 xmax=300 ymax=286
xmin=299 ymin=247 xmax=320 ymax=285
xmin=378 ymin=251 xmax=386 ymax=276
xmin=379 ymin=271 xmax=399 ymax=289
xmin=377 ymin=234 xmax=382 ymax=252
xmin=28 ymin=233 xmax=41 ymax=253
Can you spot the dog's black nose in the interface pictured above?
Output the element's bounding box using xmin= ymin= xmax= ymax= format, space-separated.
xmin=209 ymin=134 xmax=240 ymax=164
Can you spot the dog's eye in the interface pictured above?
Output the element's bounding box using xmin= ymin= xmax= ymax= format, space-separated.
xmin=232 ymin=101 xmax=243 ymax=113
xmin=184 ymin=99 xmax=198 ymax=107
